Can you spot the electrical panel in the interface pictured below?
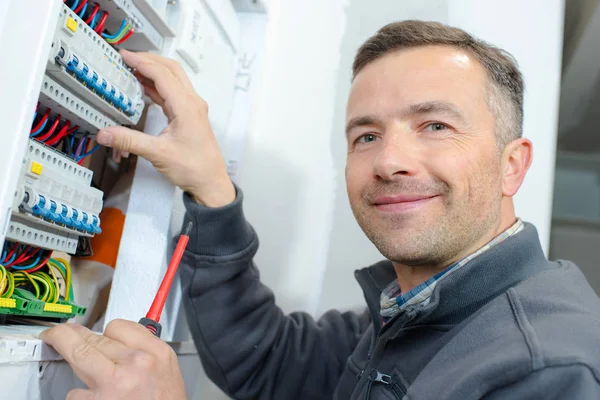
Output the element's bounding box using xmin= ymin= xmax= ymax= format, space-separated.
xmin=0 ymin=0 xmax=243 ymax=347
xmin=0 ymin=0 xmax=161 ymax=324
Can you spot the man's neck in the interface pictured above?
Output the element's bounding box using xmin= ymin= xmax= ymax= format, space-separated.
xmin=392 ymin=214 xmax=517 ymax=293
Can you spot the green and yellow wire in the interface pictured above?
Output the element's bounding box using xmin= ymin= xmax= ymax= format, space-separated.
xmin=0 ymin=256 xmax=74 ymax=304
xmin=104 ymin=23 xmax=132 ymax=44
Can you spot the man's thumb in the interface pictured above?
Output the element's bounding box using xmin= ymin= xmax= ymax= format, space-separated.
xmin=97 ymin=126 xmax=156 ymax=160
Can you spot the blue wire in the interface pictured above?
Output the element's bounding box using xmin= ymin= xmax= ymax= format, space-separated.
xmin=11 ymin=252 xmax=42 ymax=270
xmin=78 ymin=3 xmax=87 ymax=18
xmin=70 ymin=135 xmax=77 ymax=157
xmin=102 ymin=19 xmax=127 ymax=39
xmin=32 ymin=111 xmax=37 ymax=122
xmin=76 ymin=143 xmax=100 ymax=161
xmin=6 ymin=251 xmax=17 ymax=265
xmin=70 ymin=0 xmax=79 ymax=11
xmin=31 ymin=117 xmax=48 ymax=137
xmin=90 ymin=12 xmax=100 ymax=29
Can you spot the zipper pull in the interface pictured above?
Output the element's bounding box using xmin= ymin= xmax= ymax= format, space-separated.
xmin=364 ymin=369 xmax=393 ymax=399
xmin=368 ymin=369 xmax=392 ymax=385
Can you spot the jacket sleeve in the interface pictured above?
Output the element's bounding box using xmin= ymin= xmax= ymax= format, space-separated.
xmin=482 ymin=364 xmax=600 ymax=399
xmin=177 ymin=187 xmax=371 ymax=400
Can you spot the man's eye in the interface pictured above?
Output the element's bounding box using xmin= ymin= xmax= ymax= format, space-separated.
xmin=357 ymin=134 xmax=378 ymax=143
xmin=424 ymin=123 xmax=448 ymax=132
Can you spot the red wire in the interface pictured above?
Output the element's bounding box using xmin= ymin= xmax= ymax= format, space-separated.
xmin=73 ymin=0 xmax=87 ymax=14
xmin=113 ymin=29 xmax=134 ymax=45
xmin=7 ymin=246 xmax=33 ymax=268
xmin=45 ymin=122 xmax=74 ymax=146
xmin=31 ymin=109 xmax=50 ymax=134
xmin=85 ymin=3 xmax=99 ymax=24
xmin=94 ymin=11 xmax=108 ymax=34
xmin=145 ymin=228 xmax=191 ymax=322
xmin=37 ymin=114 xmax=61 ymax=142
xmin=3 ymin=243 xmax=18 ymax=264
xmin=22 ymin=252 xmax=52 ymax=274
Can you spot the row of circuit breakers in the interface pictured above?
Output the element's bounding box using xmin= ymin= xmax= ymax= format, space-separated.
xmin=8 ymin=2 xmax=148 ymax=255
xmin=0 ymin=0 xmax=190 ymax=322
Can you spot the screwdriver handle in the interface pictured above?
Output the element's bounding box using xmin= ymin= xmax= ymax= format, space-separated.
xmin=139 ymin=317 xmax=162 ymax=338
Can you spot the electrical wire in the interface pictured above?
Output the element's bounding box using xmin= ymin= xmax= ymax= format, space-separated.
xmin=74 ymin=0 xmax=87 ymax=14
xmin=76 ymin=143 xmax=100 ymax=161
xmin=85 ymin=3 xmax=99 ymax=25
xmin=30 ymin=109 xmax=51 ymax=136
xmin=102 ymin=19 xmax=128 ymax=39
xmin=46 ymin=122 xmax=77 ymax=146
xmin=13 ymin=271 xmax=40 ymax=298
xmin=94 ymin=11 xmax=108 ymax=34
xmin=36 ymin=115 xmax=61 ymax=142
xmin=78 ymin=2 xmax=88 ymax=18
xmin=112 ymin=29 xmax=135 ymax=45
xmin=47 ymin=258 xmax=72 ymax=301
xmin=74 ymin=136 xmax=88 ymax=158
xmin=90 ymin=10 xmax=100 ymax=29
xmin=70 ymin=0 xmax=79 ymax=11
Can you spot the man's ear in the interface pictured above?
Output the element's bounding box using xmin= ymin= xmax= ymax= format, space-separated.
xmin=501 ymin=138 xmax=533 ymax=197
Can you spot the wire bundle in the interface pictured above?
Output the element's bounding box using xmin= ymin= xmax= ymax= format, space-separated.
xmin=65 ymin=0 xmax=134 ymax=46
xmin=0 ymin=242 xmax=72 ymax=304
xmin=31 ymin=104 xmax=100 ymax=165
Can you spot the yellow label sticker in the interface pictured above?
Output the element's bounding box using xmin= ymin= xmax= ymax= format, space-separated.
xmin=0 ymin=298 xmax=16 ymax=308
xmin=43 ymin=303 xmax=72 ymax=314
xmin=30 ymin=162 xmax=43 ymax=175
xmin=66 ymin=17 xmax=77 ymax=33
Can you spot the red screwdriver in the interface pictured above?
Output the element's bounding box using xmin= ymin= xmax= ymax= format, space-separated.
xmin=139 ymin=221 xmax=193 ymax=337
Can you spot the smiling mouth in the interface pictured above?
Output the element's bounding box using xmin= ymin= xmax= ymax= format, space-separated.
xmin=372 ymin=195 xmax=439 ymax=213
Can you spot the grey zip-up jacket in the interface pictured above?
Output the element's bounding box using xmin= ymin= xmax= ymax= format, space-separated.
xmin=178 ymin=189 xmax=600 ymax=399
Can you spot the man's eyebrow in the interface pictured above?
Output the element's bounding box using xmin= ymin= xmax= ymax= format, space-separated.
xmin=345 ymin=115 xmax=383 ymax=136
xmin=401 ymin=101 xmax=466 ymax=123
xmin=345 ymin=101 xmax=467 ymax=137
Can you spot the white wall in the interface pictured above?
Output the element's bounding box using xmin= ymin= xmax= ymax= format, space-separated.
xmin=237 ymin=0 xmax=348 ymax=314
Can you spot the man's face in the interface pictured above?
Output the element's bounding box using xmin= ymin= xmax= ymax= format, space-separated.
xmin=346 ymin=45 xmax=504 ymax=267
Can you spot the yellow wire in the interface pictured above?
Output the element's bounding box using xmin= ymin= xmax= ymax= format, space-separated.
xmin=14 ymin=271 xmax=40 ymax=299
xmin=45 ymin=266 xmax=60 ymax=303
xmin=0 ymin=264 xmax=6 ymax=296
xmin=51 ymin=258 xmax=71 ymax=300
xmin=17 ymin=271 xmax=40 ymax=297
xmin=31 ymin=273 xmax=53 ymax=302
xmin=5 ymin=272 xmax=14 ymax=299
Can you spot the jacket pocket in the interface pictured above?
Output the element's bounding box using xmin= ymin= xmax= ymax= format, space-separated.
xmin=347 ymin=356 xmax=365 ymax=377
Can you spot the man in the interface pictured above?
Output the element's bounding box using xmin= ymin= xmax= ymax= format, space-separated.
xmin=41 ymin=21 xmax=600 ymax=399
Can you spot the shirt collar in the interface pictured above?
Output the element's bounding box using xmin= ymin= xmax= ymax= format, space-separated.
xmin=380 ymin=219 xmax=524 ymax=323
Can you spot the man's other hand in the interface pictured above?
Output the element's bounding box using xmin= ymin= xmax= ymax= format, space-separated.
xmin=40 ymin=320 xmax=187 ymax=400
xmin=96 ymin=50 xmax=235 ymax=208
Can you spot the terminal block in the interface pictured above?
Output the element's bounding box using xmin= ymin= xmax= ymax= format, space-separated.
xmin=8 ymin=140 xmax=103 ymax=254
xmin=0 ymin=289 xmax=86 ymax=320
xmin=46 ymin=4 xmax=145 ymax=126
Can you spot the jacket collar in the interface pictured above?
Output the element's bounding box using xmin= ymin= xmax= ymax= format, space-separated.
xmin=354 ymin=222 xmax=551 ymax=329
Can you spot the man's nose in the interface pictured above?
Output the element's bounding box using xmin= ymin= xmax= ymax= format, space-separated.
xmin=372 ymin=129 xmax=419 ymax=181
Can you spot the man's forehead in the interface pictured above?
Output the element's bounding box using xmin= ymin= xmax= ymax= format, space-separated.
xmin=346 ymin=46 xmax=487 ymax=118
